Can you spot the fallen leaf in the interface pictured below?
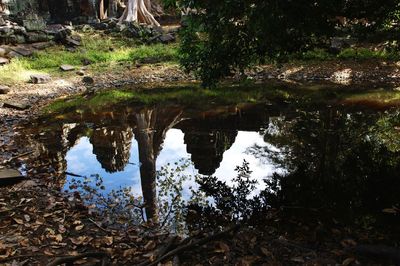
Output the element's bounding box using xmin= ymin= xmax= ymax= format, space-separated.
xmin=13 ymin=218 xmax=24 ymax=225
xmin=70 ymin=236 xmax=86 ymax=245
xmin=342 ymin=257 xmax=355 ymax=266
xmin=75 ymin=225 xmax=84 ymax=231
xmin=144 ymin=240 xmax=156 ymax=250
xmin=55 ymin=234 xmax=63 ymax=242
xmin=103 ymin=236 xmax=113 ymax=246
xmin=260 ymin=247 xmax=272 ymax=257
xmin=123 ymin=248 xmax=137 ymax=257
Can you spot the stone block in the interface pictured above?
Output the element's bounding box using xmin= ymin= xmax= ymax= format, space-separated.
xmin=3 ymin=102 xmax=30 ymax=110
xmin=10 ymin=46 xmax=32 ymax=56
xmin=60 ymin=64 xmax=75 ymax=71
xmin=0 ymin=57 xmax=9 ymax=64
xmin=23 ymin=15 xmax=46 ymax=31
xmin=30 ymin=74 xmax=51 ymax=84
xmin=0 ymin=85 xmax=10 ymax=94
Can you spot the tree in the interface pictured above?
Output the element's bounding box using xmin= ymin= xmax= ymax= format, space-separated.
xmin=178 ymin=0 xmax=399 ymax=87
xmin=119 ymin=0 xmax=160 ymax=26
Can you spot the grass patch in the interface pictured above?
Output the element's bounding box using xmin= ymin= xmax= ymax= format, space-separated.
xmin=290 ymin=47 xmax=400 ymax=62
xmin=0 ymin=33 xmax=179 ymax=85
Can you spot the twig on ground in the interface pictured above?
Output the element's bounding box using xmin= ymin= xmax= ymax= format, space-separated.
xmin=0 ymin=254 xmax=47 ymax=264
xmin=88 ymin=218 xmax=109 ymax=233
xmin=46 ymin=252 xmax=109 ymax=266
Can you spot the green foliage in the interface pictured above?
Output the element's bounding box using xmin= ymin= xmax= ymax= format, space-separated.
xmin=337 ymin=47 xmax=400 ymax=60
xmin=179 ymin=0 xmax=400 ymax=86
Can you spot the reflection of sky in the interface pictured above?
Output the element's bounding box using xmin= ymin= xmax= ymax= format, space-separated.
xmin=64 ymin=129 xmax=277 ymax=199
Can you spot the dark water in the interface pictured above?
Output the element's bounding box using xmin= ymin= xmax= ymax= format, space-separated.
xmin=25 ymin=97 xmax=400 ymax=233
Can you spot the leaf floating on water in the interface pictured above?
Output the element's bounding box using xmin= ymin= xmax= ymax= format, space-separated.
xmin=382 ymin=208 xmax=398 ymax=214
xmin=342 ymin=257 xmax=356 ymax=266
xmin=291 ymin=256 xmax=305 ymax=263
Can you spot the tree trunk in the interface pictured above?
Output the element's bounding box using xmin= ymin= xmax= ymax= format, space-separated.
xmin=108 ymin=0 xmax=117 ymax=18
xmin=99 ymin=0 xmax=106 ymax=19
xmin=118 ymin=0 xmax=160 ymax=26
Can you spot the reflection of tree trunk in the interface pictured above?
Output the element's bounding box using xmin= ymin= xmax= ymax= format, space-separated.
xmin=135 ymin=110 xmax=158 ymax=223
xmin=133 ymin=107 xmax=183 ymax=224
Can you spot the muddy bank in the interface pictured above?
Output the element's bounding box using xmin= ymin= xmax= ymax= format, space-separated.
xmin=2 ymin=59 xmax=400 ymax=119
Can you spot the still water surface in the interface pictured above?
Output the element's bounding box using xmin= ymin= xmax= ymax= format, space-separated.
xmin=26 ymin=95 xmax=400 ymax=230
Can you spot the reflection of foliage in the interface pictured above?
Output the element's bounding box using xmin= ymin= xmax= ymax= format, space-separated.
xmin=187 ymin=161 xmax=266 ymax=231
xmin=67 ymin=175 xmax=144 ymax=226
xmin=250 ymin=107 xmax=400 ymax=226
xmin=156 ymin=158 xmax=202 ymax=233
xmin=371 ymin=110 xmax=400 ymax=152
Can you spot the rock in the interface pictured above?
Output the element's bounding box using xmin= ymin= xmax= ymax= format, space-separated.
xmin=10 ymin=46 xmax=33 ymax=57
xmin=23 ymin=14 xmax=46 ymax=31
xmin=82 ymin=76 xmax=94 ymax=85
xmin=81 ymin=58 xmax=92 ymax=66
xmin=330 ymin=37 xmax=357 ymax=53
xmin=66 ymin=47 xmax=77 ymax=52
xmin=60 ymin=64 xmax=75 ymax=71
xmin=115 ymin=24 xmax=127 ymax=32
xmin=30 ymin=74 xmax=51 ymax=84
xmin=6 ymin=51 xmax=22 ymax=58
xmin=0 ymin=169 xmax=24 ymax=185
xmin=0 ymin=17 xmax=6 ymax=27
xmin=93 ymin=22 xmax=109 ymax=30
xmin=25 ymin=32 xmax=49 ymax=43
xmin=76 ymin=70 xmax=85 ymax=76
xmin=0 ymin=57 xmax=9 ymax=64
xmin=64 ymin=36 xmax=81 ymax=46
xmin=32 ymin=41 xmax=53 ymax=50
xmin=46 ymin=24 xmax=70 ymax=41
xmin=159 ymin=34 xmax=176 ymax=44
xmin=0 ymin=85 xmax=10 ymax=94
xmin=0 ymin=47 xmax=6 ymax=57
xmin=3 ymin=102 xmax=30 ymax=110
xmin=81 ymin=24 xmax=94 ymax=32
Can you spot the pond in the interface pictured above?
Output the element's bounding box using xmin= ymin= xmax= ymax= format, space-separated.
xmin=21 ymin=84 xmax=400 ymax=237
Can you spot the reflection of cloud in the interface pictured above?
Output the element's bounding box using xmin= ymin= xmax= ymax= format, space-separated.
xmin=65 ymin=136 xmax=142 ymax=195
xmin=65 ymin=130 xmax=276 ymax=200
xmin=214 ymin=132 xmax=274 ymax=196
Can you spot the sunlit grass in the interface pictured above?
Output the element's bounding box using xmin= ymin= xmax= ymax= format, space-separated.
xmin=43 ymin=83 xmax=302 ymax=114
xmin=0 ymin=33 xmax=179 ymax=85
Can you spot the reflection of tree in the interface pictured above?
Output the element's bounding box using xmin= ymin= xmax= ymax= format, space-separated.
xmin=184 ymin=131 xmax=237 ymax=175
xmin=249 ymin=107 xmax=400 ymax=221
xmin=91 ymin=126 xmax=134 ymax=173
xmin=132 ymin=107 xmax=183 ymax=223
